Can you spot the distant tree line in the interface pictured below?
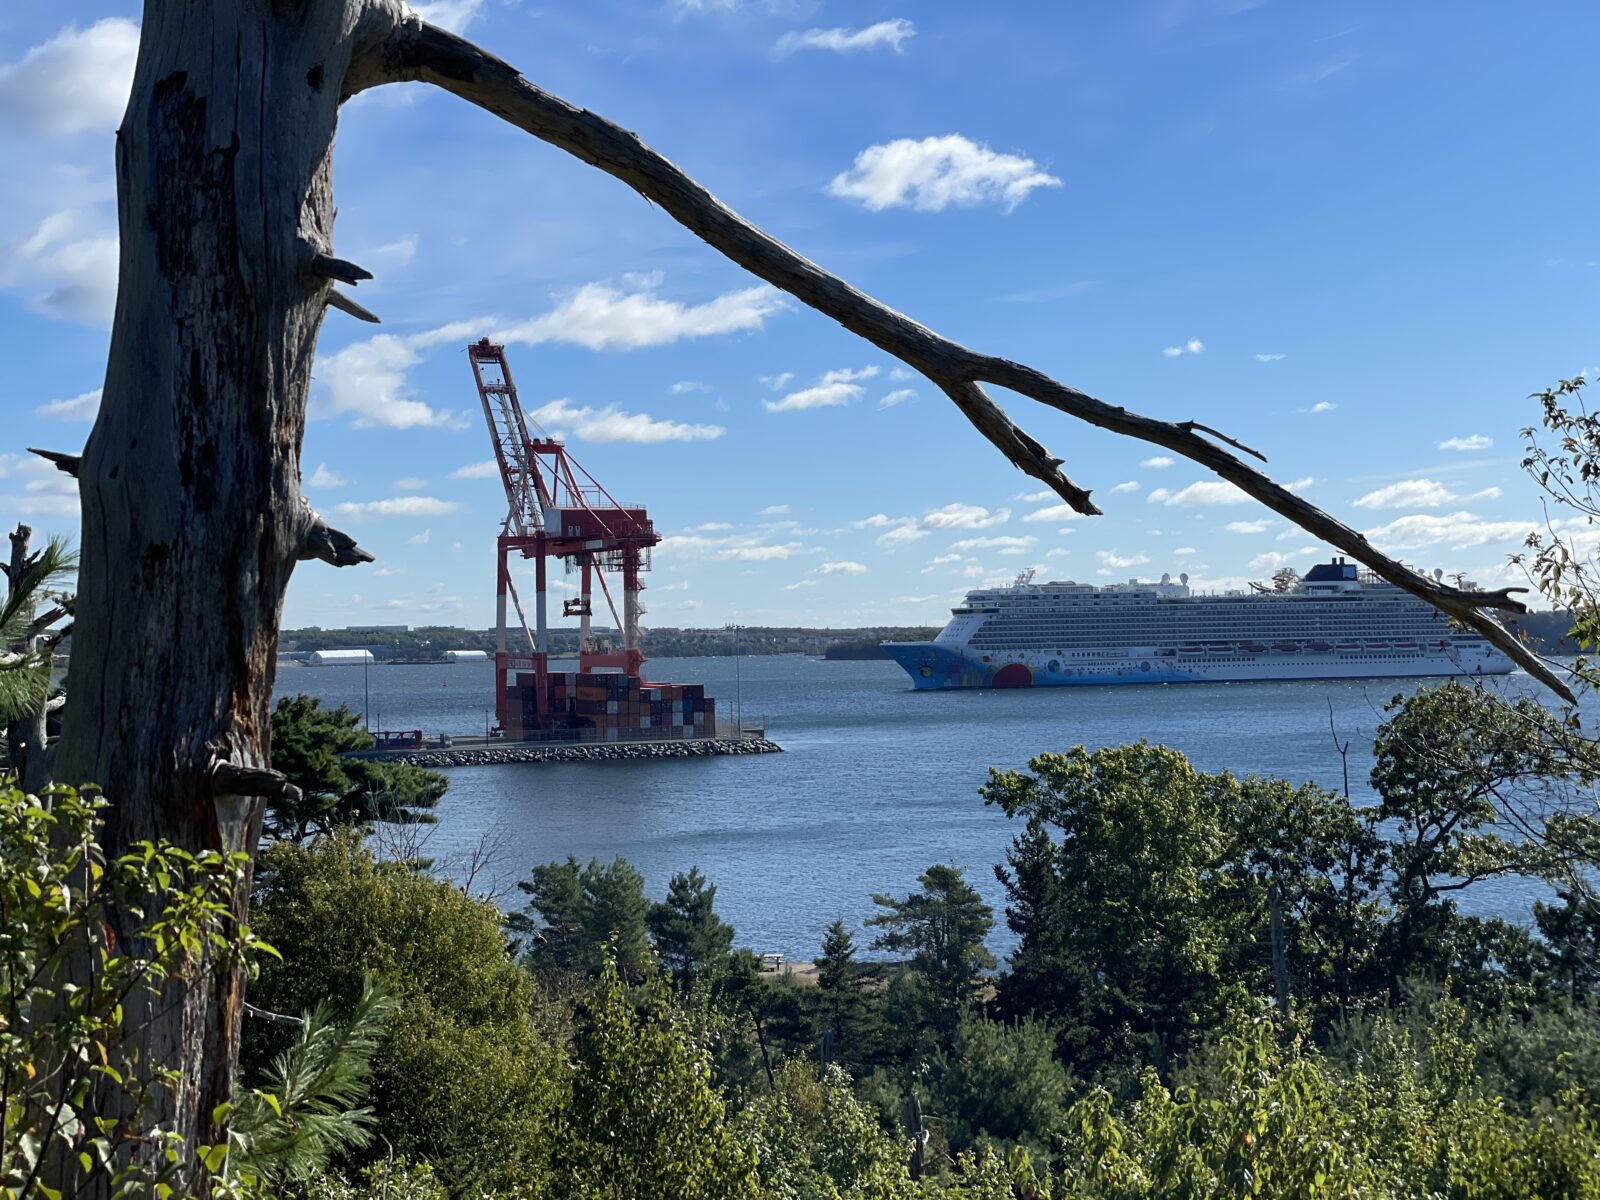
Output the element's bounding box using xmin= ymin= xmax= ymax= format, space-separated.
xmin=277 ymin=624 xmax=941 ymax=662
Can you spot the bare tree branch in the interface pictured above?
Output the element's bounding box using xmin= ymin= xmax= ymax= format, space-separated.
xmin=377 ymin=18 xmax=1572 ymax=701
xmin=298 ymin=500 xmax=375 ymax=568
xmin=326 ymin=289 xmax=381 ymax=324
xmin=26 ymin=449 xmax=79 ymax=479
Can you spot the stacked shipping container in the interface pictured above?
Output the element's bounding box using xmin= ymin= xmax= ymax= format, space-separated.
xmin=502 ymin=670 xmax=717 ymax=742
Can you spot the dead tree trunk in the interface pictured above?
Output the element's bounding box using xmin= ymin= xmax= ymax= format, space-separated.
xmin=42 ymin=0 xmax=1569 ymax=1188
xmin=46 ymin=2 xmax=380 ymax=1190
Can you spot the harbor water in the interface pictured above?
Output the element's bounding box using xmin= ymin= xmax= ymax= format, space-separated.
xmin=273 ymin=655 xmax=1570 ymax=958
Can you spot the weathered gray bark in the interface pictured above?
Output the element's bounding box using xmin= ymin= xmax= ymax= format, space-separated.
xmin=48 ymin=2 xmax=383 ymax=1190
xmin=48 ymin=0 xmax=1569 ymax=1188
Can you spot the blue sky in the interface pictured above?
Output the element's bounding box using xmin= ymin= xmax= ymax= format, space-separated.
xmin=2 ymin=1 xmax=1597 ymax=631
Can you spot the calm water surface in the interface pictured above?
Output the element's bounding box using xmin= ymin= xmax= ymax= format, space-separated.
xmin=273 ymin=655 xmax=1568 ymax=956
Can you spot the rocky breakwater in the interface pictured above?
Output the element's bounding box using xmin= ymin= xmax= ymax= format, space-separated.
xmin=383 ymin=737 xmax=784 ymax=769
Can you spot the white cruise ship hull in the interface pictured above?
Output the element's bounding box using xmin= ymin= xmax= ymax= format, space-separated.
xmin=882 ymin=558 xmax=1515 ymax=691
xmin=882 ymin=640 xmax=1512 ymax=690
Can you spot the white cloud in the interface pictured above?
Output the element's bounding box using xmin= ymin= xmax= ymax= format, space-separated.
xmin=394 ymin=476 xmax=428 ymax=490
xmin=1439 ymin=434 xmax=1493 ymax=452
xmin=878 ymin=525 xmax=930 ymax=547
xmin=1096 ymin=550 xmax=1149 ymax=569
xmin=34 ymin=388 xmax=100 ymax=421
xmin=669 ymin=381 xmax=709 ymax=395
xmin=828 ymin=134 xmax=1061 ymax=213
xmin=1249 ymin=551 xmax=1305 ymax=571
xmin=0 ymin=19 xmax=138 ymax=136
xmin=367 ymin=236 xmax=418 ymax=266
xmin=406 ymin=0 xmax=485 ymax=33
xmin=1255 ymin=353 xmax=1286 ymax=363
xmin=951 ymin=535 xmax=1037 ymax=555
xmin=1306 ymin=401 xmax=1336 ymax=414
xmin=879 ymin=388 xmax=915 ymax=409
xmin=1162 ymin=337 xmax=1205 ymax=358
xmin=759 ymin=372 xmax=795 ymax=392
xmin=491 ymin=280 xmax=788 ymax=352
xmin=720 ymin=542 xmax=804 ymax=561
xmin=1150 ymin=480 xmax=1250 ymax=506
xmin=449 ymin=459 xmax=500 ymax=480
xmin=528 ymin=397 xmax=724 ymax=443
xmin=332 ymin=497 xmax=461 ymax=520
xmin=765 ymin=366 xmax=878 ymax=413
xmin=1 ymin=210 xmax=119 ymax=326
xmin=306 ymin=463 xmax=347 ymax=489
xmin=691 ymin=522 xmax=734 ymax=532
xmin=1022 ymin=504 xmax=1083 ymax=523
xmin=0 ymin=454 xmax=78 ymax=518
xmin=886 ymin=593 xmax=937 ymax=605
xmin=316 ymin=335 xmax=462 ymax=429
xmin=775 ymin=18 xmax=915 ymax=56
xmin=407 ymin=530 xmax=431 ymax=545
xmin=816 ymin=560 xmax=869 ymax=575
xmin=924 ymin=502 xmax=1008 ymax=530
xmin=760 ymin=504 xmax=791 ymax=515
xmin=1174 ymin=546 xmax=1197 ymax=556
xmin=1141 ymin=456 xmax=1175 ymax=468
xmin=1362 ymin=510 xmax=1532 ymax=552
xmin=924 ymin=553 xmax=965 ymax=568
xmin=1226 ymin=519 xmax=1272 ymax=534
xmin=854 ymin=513 xmax=912 ymax=529
xmin=1351 ymin=479 xmax=1455 ymax=509
xmin=1109 ymin=480 xmax=1140 ymax=494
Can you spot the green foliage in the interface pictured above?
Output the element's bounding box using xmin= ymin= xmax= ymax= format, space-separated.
xmin=648 ymin=865 xmax=736 ymax=985
xmin=984 ymin=743 xmax=1249 ymax=1072
xmin=735 ymin=1060 xmax=913 ymax=1199
xmin=0 ymin=531 xmax=72 ymax=728
xmin=868 ymin=864 xmax=995 ymax=1046
xmin=556 ymin=959 xmax=759 ymax=1200
xmin=809 ymin=919 xmax=886 ymax=1072
xmin=230 ymin=978 xmax=399 ymax=1188
xmin=510 ymin=855 xmax=655 ymax=981
xmin=267 ymin=695 xmax=447 ymax=842
xmin=928 ymin=1014 xmax=1072 ymax=1160
xmin=294 ymin=1158 xmax=451 ymax=1200
xmin=247 ymin=834 xmax=564 ymax=1196
xmin=0 ymin=782 xmax=268 ymax=1196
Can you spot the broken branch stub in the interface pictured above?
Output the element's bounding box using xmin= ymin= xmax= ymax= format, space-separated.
xmin=376 ymin=17 xmax=1570 ymax=701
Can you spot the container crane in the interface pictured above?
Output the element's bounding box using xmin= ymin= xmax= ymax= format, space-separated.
xmin=467 ymin=339 xmax=661 ymax=732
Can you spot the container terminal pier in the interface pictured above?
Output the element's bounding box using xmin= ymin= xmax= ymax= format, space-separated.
xmin=321 ymin=340 xmax=781 ymax=769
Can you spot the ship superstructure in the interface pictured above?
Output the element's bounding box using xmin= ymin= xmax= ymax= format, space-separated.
xmin=883 ymin=559 xmax=1513 ymax=690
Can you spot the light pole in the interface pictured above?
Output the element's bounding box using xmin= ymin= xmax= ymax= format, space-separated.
xmin=723 ymin=623 xmax=743 ymax=733
xmin=363 ymin=650 xmax=370 ymax=731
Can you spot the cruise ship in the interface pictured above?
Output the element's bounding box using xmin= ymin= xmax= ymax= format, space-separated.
xmin=883 ymin=558 xmax=1513 ymax=690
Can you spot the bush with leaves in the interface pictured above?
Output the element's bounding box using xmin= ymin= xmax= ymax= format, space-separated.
xmin=555 ymin=958 xmax=759 ymax=1200
xmin=246 ymin=833 xmax=565 ymax=1196
xmin=927 ymin=1014 xmax=1073 ymax=1161
xmin=0 ymin=782 xmax=270 ymax=1197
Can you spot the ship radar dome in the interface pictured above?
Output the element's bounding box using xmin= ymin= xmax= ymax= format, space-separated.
xmin=1161 ymin=572 xmax=1171 ymax=584
xmin=1179 ymin=572 xmax=1189 ymax=585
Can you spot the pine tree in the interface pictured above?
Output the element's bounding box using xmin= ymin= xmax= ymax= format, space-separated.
xmin=512 ymin=856 xmax=655 ymax=980
xmin=648 ymin=866 xmax=736 ymax=986
xmin=867 ymin=864 xmax=995 ymax=1043
xmin=810 ymin=919 xmax=884 ymax=1072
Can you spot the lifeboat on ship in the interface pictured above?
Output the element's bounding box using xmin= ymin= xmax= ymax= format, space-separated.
xmin=1240 ymin=642 xmax=1268 ymax=655
xmin=1271 ymin=641 xmax=1300 ymax=654
xmin=1305 ymin=641 xmax=1333 ymax=653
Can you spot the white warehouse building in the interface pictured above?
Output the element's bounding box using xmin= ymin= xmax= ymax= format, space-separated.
xmin=442 ymin=649 xmax=489 ymax=662
xmin=309 ymin=649 xmax=374 ymax=665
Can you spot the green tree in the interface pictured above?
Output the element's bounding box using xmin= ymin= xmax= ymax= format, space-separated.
xmin=512 ymin=855 xmax=655 ymax=981
xmin=557 ymin=959 xmax=759 ymax=1200
xmin=867 ymin=864 xmax=995 ymax=1045
xmin=984 ymin=743 xmax=1246 ymax=1072
xmin=0 ymin=526 xmax=73 ymax=789
xmin=648 ymin=865 xmax=736 ymax=985
xmin=268 ymin=695 xmax=447 ymax=842
xmin=1371 ymin=682 xmax=1557 ymax=1004
xmin=810 ymin=919 xmax=886 ymax=1072
xmin=927 ymin=1014 xmax=1073 ymax=1160
xmin=247 ymin=834 xmax=565 ymax=1196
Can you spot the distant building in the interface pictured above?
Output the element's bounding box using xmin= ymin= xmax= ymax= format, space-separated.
xmin=442 ymin=649 xmax=489 ymax=662
xmin=309 ymin=649 xmax=375 ymax=665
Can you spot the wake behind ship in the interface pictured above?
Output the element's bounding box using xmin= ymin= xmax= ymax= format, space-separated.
xmin=883 ymin=559 xmax=1512 ymax=690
